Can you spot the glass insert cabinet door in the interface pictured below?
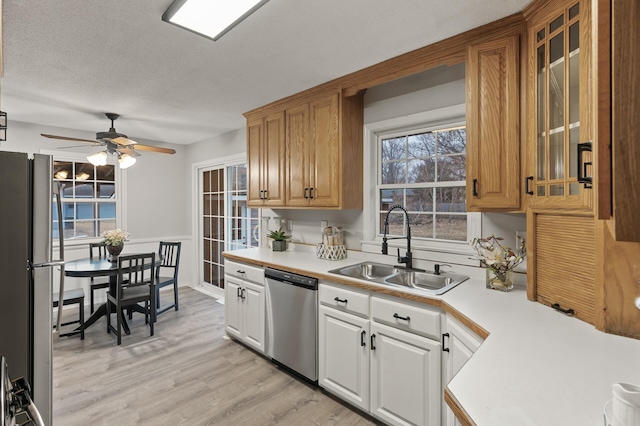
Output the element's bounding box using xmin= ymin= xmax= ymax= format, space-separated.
xmin=529 ymin=0 xmax=593 ymax=210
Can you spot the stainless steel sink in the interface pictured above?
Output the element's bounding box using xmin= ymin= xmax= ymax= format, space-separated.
xmin=328 ymin=262 xmax=469 ymax=295
xmin=384 ymin=271 xmax=468 ymax=295
xmin=329 ymin=262 xmax=402 ymax=281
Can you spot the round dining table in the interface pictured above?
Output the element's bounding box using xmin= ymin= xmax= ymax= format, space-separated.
xmin=65 ymin=255 xmax=159 ymax=334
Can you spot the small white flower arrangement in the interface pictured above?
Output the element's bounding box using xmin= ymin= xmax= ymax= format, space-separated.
xmin=470 ymin=234 xmax=526 ymax=275
xmin=102 ymin=228 xmax=128 ymax=246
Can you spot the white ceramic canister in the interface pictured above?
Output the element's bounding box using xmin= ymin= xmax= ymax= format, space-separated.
xmin=612 ymin=383 xmax=640 ymax=426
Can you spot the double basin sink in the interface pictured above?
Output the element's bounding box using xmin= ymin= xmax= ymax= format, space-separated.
xmin=328 ymin=262 xmax=469 ymax=296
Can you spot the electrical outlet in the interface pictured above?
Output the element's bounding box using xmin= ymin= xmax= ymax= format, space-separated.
xmin=321 ymin=220 xmax=328 ymax=233
xmin=287 ymin=220 xmax=293 ymax=231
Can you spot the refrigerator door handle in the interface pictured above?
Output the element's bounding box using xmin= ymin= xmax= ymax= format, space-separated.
xmin=28 ymin=260 xmax=65 ymax=270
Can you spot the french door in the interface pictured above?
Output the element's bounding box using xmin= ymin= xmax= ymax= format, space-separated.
xmin=200 ymin=162 xmax=258 ymax=296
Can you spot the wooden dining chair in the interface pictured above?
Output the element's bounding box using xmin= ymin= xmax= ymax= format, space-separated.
xmin=106 ymin=253 xmax=156 ymax=345
xmin=89 ymin=242 xmax=109 ymax=313
xmin=155 ymin=241 xmax=181 ymax=319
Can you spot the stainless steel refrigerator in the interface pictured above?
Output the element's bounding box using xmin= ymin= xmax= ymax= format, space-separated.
xmin=0 ymin=152 xmax=54 ymax=425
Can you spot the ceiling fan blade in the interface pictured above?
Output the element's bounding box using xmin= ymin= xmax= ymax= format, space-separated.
xmin=133 ymin=144 xmax=176 ymax=154
xmin=112 ymin=136 xmax=138 ymax=146
xmin=41 ymin=134 xmax=99 ymax=144
xmin=57 ymin=143 xmax=102 ymax=149
xmin=119 ymin=148 xmax=141 ymax=157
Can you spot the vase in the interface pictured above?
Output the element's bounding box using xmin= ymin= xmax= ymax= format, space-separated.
xmin=272 ymin=240 xmax=287 ymax=252
xmin=486 ymin=269 xmax=514 ymax=292
xmin=107 ymin=243 xmax=124 ymax=262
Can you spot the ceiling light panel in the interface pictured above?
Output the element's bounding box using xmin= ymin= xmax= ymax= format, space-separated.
xmin=163 ymin=0 xmax=269 ymax=41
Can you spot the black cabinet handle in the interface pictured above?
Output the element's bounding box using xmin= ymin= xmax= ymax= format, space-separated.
xmin=334 ymin=297 xmax=348 ymax=304
xmin=236 ymin=287 xmax=241 ymax=298
xmin=393 ymin=313 xmax=410 ymax=322
xmin=442 ymin=333 xmax=450 ymax=352
xmin=304 ymin=188 xmax=309 ymax=199
xmin=237 ymin=270 xmax=245 ymax=274
xmin=472 ymin=178 xmax=478 ymax=197
xmin=309 ymin=187 xmax=314 ymax=199
xmin=361 ymin=330 xmax=366 ymax=347
xmin=551 ymin=303 xmax=575 ymax=316
xmin=577 ymin=141 xmax=593 ymax=189
xmin=525 ymin=176 xmax=534 ymax=195
xmin=240 ymin=288 xmax=246 ymax=300
xmin=263 ymin=190 xmax=268 ymax=200
xmin=370 ymin=333 xmax=376 ymax=351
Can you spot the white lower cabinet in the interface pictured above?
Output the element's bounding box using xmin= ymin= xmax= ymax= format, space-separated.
xmin=319 ymin=282 xmax=443 ymax=426
xmin=442 ymin=316 xmax=483 ymax=426
xmin=224 ymin=264 xmax=266 ymax=354
xmin=319 ymin=305 xmax=370 ymax=411
xmin=370 ymin=322 xmax=441 ymax=426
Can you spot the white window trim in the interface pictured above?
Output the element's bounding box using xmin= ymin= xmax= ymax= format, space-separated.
xmin=41 ymin=149 xmax=127 ymax=248
xmin=362 ymin=104 xmax=479 ymax=257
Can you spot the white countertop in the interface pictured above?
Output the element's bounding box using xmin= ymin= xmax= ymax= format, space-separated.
xmin=223 ymin=247 xmax=640 ymax=425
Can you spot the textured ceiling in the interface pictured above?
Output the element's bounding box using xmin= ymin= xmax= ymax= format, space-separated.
xmin=2 ymin=0 xmax=530 ymax=146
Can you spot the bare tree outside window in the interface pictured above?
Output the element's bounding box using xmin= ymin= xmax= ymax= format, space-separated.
xmin=378 ymin=126 xmax=467 ymax=242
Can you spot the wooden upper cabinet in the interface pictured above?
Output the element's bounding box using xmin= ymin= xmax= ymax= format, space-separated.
xmin=286 ymin=104 xmax=310 ymax=207
xmin=308 ymin=94 xmax=340 ymax=207
xmin=525 ymin=0 xmax=593 ymax=212
xmin=247 ymin=90 xmax=363 ymax=209
xmin=246 ymin=111 xmax=286 ymax=207
xmin=466 ymin=33 xmax=521 ymax=211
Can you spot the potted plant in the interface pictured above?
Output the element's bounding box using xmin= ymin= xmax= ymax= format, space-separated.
xmin=267 ymin=228 xmax=290 ymax=252
xmin=101 ymin=228 xmax=128 ymax=261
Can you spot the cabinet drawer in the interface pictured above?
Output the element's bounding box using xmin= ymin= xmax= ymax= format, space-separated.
xmin=319 ymin=283 xmax=369 ymax=318
xmin=225 ymin=260 xmax=264 ymax=285
xmin=371 ymin=296 xmax=441 ymax=340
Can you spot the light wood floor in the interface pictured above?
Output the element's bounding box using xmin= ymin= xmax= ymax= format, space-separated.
xmin=53 ymin=287 xmax=379 ymax=426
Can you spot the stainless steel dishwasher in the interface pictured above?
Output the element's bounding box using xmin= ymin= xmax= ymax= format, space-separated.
xmin=264 ymin=268 xmax=318 ymax=383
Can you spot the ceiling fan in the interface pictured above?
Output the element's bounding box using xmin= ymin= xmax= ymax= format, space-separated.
xmin=41 ymin=113 xmax=176 ymax=169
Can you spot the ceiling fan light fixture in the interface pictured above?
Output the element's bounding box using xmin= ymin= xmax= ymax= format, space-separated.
xmin=118 ymin=153 xmax=137 ymax=169
xmin=87 ymin=151 xmax=108 ymax=166
xmin=162 ymin=0 xmax=269 ymax=41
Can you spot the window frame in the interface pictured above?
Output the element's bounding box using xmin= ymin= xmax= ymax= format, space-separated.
xmin=362 ymin=104 xmax=479 ymax=255
xmin=42 ymin=150 xmax=126 ymax=247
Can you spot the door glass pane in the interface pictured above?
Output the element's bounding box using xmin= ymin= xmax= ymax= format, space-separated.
xmin=550 ymin=15 xmax=564 ymax=33
xmin=549 ymin=130 xmax=565 ymax=180
xmin=549 ymin=184 xmax=564 ymax=196
xmin=569 ymin=3 xmax=579 ymax=19
xmin=549 ymin=32 xmax=565 ymax=130
xmin=569 ymin=126 xmax=580 ymax=178
xmin=537 ymin=44 xmax=547 ymax=181
xmin=569 ymin=183 xmax=580 ymax=195
xmin=569 ymin=22 xmax=580 ymax=126
xmin=537 ymin=186 xmax=546 ymax=196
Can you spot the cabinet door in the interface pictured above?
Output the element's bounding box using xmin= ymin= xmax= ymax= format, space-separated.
xmin=286 ymin=104 xmax=310 ymax=207
xmin=370 ymin=322 xmax=441 ymax=426
xmin=225 ymin=276 xmax=242 ymax=339
xmin=527 ymin=0 xmax=593 ymax=210
xmin=309 ymin=93 xmax=340 ymax=207
xmin=443 ymin=318 xmax=482 ymax=426
xmin=242 ymin=281 xmax=265 ymax=353
xmin=247 ymin=117 xmax=264 ymax=207
xmin=263 ymin=111 xmax=286 ymax=206
xmin=466 ymin=34 xmax=520 ymax=211
xmin=319 ymin=305 xmax=370 ymax=411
